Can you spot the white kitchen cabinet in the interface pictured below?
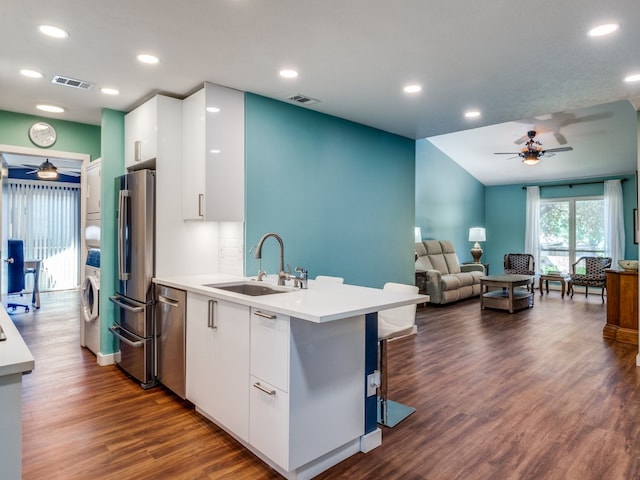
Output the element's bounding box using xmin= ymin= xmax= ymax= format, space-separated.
xmin=248 ymin=308 xmax=366 ymax=473
xmin=124 ymin=97 xmax=158 ymax=168
xmin=86 ymin=158 xmax=101 ymax=215
xmin=185 ymin=292 xmax=250 ymax=441
xmin=181 ymin=82 xmax=245 ymax=221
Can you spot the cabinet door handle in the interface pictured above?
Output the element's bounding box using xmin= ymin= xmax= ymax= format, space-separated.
xmin=253 ymin=382 xmax=276 ymax=396
xmin=198 ymin=193 xmax=204 ymax=217
xmin=134 ymin=140 xmax=141 ymax=162
xmin=208 ymin=299 xmax=218 ymax=329
xmin=253 ymin=310 xmax=276 ymax=320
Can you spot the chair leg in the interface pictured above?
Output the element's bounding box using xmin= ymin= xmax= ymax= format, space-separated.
xmin=377 ymin=338 xmax=415 ymax=428
xmin=378 ymin=339 xmax=389 ymax=426
xmin=585 ymin=286 xmax=588 ymax=298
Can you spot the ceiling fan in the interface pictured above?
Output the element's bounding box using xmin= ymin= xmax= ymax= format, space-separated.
xmin=494 ymin=130 xmax=573 ymax=165
xmin=21 ymin=159 xmax=81 ymax=179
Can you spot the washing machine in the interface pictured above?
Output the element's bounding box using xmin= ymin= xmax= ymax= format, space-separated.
xmin=81 ymin=248 xmax=100 ymax=355
xmin=81 ymin=212 xmax=101 ymax=355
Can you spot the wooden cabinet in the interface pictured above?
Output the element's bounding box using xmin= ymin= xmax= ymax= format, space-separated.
xmin=185 ymin=292 xmax=250 ymax=440
xmin=182 ymin=82 xmax=245 ymax=221
xmin=86 ymin=158 xmax=101 ymax=215
xmin=604 ymin=269 xmax=638 ymax=344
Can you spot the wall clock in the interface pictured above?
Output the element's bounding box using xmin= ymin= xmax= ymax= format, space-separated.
xmin=28 ymin=122 xmax=57 ymax=148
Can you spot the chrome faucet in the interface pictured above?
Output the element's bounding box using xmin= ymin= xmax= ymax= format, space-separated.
xmin=254 ymin=232 xmax=287 ymax=286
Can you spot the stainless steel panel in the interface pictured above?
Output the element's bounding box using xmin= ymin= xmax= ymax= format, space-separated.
xmin=110 ymin=325 xmax=155 ymax=388
xmin=155 ymin=284 xmax=186 ymax=399
xmin=110 ymin=295 xmax=154 ymax=338
xmin=117 ymin=169 xmax=155 ymax=303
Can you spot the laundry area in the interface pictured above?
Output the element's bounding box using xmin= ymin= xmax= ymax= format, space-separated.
xmin=80 ymin=159 xmax=101 ymax=356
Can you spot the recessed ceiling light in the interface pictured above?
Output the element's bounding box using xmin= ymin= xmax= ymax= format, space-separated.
xmin=137 ymin=54 xmax=159 ymax=64
xmin=279 ymin=69 xmax=298 ymax=79
xmin=101 ymin=87 xmax=119 ymax=95
xmin=624 ymin=73 xmax=640 ymax=83
xmin=404 ymin=85 xmax=422 ymax=94
xmin=36 ymin=104 xmax=65 ymax=113
xmin=206 ymin=106 xmax=221 ymax=113
xmin=465 ymin=110 xmax=481 ymax=119
xmin=20 ymin=69 xmax=44 ymax=79
xmin=38 ymin=25 xmax=69 ymax=38
xmin=210 ymin=149 xmax=221 ymax=154
xmin=588 ymin=23 xmax=619 ymax=37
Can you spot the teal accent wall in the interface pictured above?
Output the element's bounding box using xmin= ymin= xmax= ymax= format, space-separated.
xmin=245 ymin=94 xmax=415 ymax=288
xmin=415 ymin=138 xmax=486 ymax=259
xmin=99 ymin=109 xmax=125 ymax=355
xmin=485 ymin=174 xmax=638 ymax=273
xmin=0 ymin=110 xmax=100 ymax=158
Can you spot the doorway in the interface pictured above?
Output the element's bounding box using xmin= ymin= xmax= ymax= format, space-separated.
xmin=0 ymin=144 xmax=90 ymax=300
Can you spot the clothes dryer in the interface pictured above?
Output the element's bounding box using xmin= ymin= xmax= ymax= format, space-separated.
xmin=81 ymin=249 xmax=100 ymax=355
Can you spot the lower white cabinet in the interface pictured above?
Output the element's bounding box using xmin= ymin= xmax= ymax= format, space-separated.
xmin=248 ymin=308 xmax=366 ymax=473
xmin=186 ymin=295 xmax=366 ymax=476
xmin=185 ymin=292 xmax=250 ymax=441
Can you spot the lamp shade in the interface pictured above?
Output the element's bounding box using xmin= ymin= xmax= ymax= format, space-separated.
xmin=468 ymin=227 xmax=486 ymax=242
xmin=414 ymin=227 xmax=422 ymax=242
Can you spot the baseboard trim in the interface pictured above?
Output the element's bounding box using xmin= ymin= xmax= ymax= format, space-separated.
xmin=96 ymin=352 xmax=117 ymax=366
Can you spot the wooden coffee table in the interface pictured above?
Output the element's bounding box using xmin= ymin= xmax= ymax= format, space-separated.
xmin=480 ymin=274 xmax=535 ymax=313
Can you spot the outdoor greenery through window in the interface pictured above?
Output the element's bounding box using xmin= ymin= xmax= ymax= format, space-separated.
xmin=539 ymin=196 xmax=605 ymax=274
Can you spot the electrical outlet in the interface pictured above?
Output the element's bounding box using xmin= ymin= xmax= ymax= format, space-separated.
xmin=367 ymin=370 xmax=380 ymax=397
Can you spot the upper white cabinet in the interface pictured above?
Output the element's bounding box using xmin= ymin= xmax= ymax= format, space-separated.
xmin=124 ymin=97 xmax=158 ymax=168
xmin=182 ymin=82 xmax=245 ymax=221
xmin=86 ymin=158 xmax=101 ymax=215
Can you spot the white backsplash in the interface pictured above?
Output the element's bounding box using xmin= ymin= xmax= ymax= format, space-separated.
xmin=218 ymin=222 xmax=244 ymax=275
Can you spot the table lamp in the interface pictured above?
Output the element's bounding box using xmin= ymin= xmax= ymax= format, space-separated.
xmin=469 ymin=227 xmax=486 ymax=263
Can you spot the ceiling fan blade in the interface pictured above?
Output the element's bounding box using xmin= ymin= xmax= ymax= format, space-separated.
xmin=494 ymin=152 xmax=520 ymax=155
xmin=553 ymin=132 xmax=568 ymax=145
xmin=58 ymin=169 xmax=81 ymax=177
xmin=544 ymin=146 xmax=573 ymax=153
xmin=26 ymin=169 xmax=37 ymax=174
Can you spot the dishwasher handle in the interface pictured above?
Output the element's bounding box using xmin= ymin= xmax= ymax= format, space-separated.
xmin=158 ymin=294 xmax=180 ymax=307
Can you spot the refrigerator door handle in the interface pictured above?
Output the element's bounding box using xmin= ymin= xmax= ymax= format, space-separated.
xmin=117 ymin=188 xmax=131 ymax=281
xmin=109 ymin=295 xmax=145 ymax=313
xmin=109 ymin=325 xmax=144 ymax=348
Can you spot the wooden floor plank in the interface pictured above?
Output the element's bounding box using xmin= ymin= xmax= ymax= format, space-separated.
xmin=10 ymin=289 xmax=640 ymax=479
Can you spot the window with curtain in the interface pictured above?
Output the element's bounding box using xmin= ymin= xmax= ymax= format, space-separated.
xmin=539 ymin=196 xmax=605 ymax=273
xmin=3 ymin=179 xmax=81 ymax=291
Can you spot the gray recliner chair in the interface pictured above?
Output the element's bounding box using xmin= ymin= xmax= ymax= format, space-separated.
xmin=415 ymin=240 xmax=485 ymax=305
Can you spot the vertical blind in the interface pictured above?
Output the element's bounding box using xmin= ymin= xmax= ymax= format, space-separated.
xmin=3 ymin=179 xmax=80 ymax=291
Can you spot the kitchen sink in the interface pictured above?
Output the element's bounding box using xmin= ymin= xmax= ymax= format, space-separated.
xmin=203 ymin=281 xmax=293 ymax=296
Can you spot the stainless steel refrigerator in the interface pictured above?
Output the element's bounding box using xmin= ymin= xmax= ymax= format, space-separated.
xmin=109 ymin=169 xmax=156 ymax=388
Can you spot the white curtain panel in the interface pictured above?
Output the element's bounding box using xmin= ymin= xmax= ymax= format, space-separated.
xmin=3 ymin=180 xmax=80 ymax=291
xmin=524 ymin=186 xmax=540 ymax=273
xmin=604 ymin=179 xmax=625 ymax=264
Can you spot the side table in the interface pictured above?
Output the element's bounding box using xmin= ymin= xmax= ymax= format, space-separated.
xmin=538 ymin=273 xmax=570 ymax=298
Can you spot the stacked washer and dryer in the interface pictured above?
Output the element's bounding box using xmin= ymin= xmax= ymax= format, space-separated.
xmin=80 ymin=159 xmax=101 ymax=356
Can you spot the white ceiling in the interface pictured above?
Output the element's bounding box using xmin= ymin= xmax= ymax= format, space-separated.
xmin=1 ymin=0 xmax=639 ymax=185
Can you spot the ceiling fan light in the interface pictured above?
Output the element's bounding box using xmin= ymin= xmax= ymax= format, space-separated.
xmin=36 ymin=159 xmax=59 ymax=179
xmin=522 ymin=155 xmax=540 ymax=166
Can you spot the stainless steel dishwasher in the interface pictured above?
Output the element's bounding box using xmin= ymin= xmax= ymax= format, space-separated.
xmin=155 ymin=284 xmax=187 ymax=398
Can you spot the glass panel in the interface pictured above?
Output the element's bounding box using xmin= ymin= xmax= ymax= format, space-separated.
xmin=540 ymin=200 xmax=569 ymax=273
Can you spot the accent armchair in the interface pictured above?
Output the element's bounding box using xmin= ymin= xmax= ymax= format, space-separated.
xmin=569 ymin=256 xmax=612 ymax=303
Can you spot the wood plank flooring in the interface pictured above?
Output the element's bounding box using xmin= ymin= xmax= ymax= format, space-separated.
xmin=11 ymin=288 xmax=640 ymax=479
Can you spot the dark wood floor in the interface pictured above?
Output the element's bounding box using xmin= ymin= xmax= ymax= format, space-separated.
xmin=11 ymin=288 xmax=640 ymax=479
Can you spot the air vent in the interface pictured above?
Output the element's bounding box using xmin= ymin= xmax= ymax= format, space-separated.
xmin=51 ymin=75 xmax=93 ymax=90
xmin=286 ymin=94 xmax=320 ymax=105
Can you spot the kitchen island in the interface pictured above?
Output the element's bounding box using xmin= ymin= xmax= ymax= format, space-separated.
xmin=0 ymin=306 xmax=36 ymax=480
xmin=153 ymin=274 xmax=425 ymax=480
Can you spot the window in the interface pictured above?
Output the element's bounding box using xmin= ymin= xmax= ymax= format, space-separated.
xmin=539 ymin=196 xmax=605 ymax=274
xmin=3 ymin=180 xmax=80 ymax=291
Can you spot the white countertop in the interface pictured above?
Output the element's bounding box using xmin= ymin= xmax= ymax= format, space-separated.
xmin=153 ymin=274 xmax=427 ymax=323
xmin=0 ymin=307 xmax=35 ymax=376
